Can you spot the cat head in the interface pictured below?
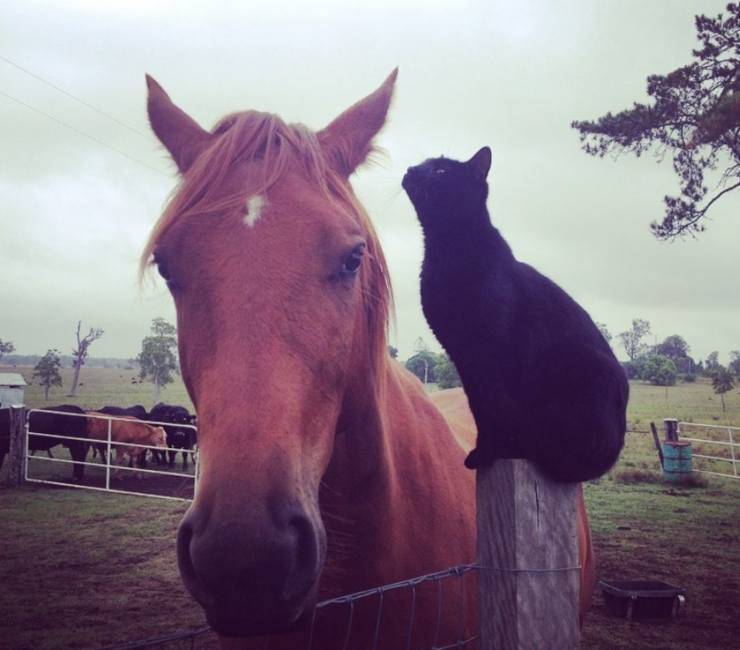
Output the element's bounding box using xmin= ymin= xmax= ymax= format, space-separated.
xmin=402 ymin=147 xmax=492 ymax=223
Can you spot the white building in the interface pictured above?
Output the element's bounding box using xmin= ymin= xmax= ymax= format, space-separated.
xmin=0 ymin=373 xmax=27 ymax=408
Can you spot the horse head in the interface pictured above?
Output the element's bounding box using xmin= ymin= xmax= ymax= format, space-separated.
xmin=143 ymin=71 xmax=396 ymax=637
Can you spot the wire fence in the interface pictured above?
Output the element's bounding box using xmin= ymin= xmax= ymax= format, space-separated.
xmin=101 ymin=565 xmax=480 ymax=650
xmin=99 ymin=560 xmax=583 ymax=650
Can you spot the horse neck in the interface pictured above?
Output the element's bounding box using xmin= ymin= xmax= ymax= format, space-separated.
xmin=319 ymin=359 xmax=474 ymax=592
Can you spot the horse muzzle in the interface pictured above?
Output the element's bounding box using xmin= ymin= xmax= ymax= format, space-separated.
xmin=176 ymin=499 xmax=325 ymax=637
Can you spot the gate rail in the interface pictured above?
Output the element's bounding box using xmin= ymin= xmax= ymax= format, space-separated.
xmin=24 ymin=408 xmax=199 ymax=501
xmin=677 ymin=421 xmax=739 ymax=479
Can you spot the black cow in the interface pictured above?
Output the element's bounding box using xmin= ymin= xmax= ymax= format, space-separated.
xmin=95 ymin=405 xmax=150 ymax=467
xmin=99 ymin=404 xmax=148 ymax=420
xmin=148 ymin=403 xmax=197 ymax=469
xmin=0 ymin=406 xmax=88 ymax=481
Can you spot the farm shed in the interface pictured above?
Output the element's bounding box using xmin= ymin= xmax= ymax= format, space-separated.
xmin=0 ymin=373 xmax=27 ymax=408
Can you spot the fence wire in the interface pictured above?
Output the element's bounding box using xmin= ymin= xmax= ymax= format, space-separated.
xmin=99 ymin=562 xmax=580 ymax=650
xmin=101 ymin=565 xmax=480 ymax=650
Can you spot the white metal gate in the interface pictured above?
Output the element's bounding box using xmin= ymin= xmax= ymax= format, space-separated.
xmin=25 ymin=408 xmax=199 ymax=501
xmin=677 ymin=421 xmax=739 ymax=480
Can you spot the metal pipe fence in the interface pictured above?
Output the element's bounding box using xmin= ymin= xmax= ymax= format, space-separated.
xmin=24 ymin=408 xmax=199 ymax=501
xmin=677 ymin=421 xmax=740 ymax=479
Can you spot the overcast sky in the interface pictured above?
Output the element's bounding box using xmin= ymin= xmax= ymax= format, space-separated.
xmin=1 ymin=0 xmax=738 ymax=364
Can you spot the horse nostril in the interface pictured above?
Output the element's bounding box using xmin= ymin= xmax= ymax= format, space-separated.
xmin=283 ymin=514 xmax=320 ymax=602
xmin=177 ymin=518 xmax=198 ymax=587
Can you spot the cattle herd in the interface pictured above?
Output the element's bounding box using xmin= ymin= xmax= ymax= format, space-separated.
xmin=0 ymin=403 xmax=198 ymax=482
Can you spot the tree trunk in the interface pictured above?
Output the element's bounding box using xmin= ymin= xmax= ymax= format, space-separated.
xmin=721 ymin=393 xmax=726 ymax=412
xmin=68 ymin=361 xmax=82 ymax=396
xmin=44 ymin=384 xmax=49 ymax=400
xmin=154 ymin=381 xmax=161 ymax=403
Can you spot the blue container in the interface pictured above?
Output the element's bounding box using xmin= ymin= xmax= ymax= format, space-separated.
xmin=662 ymin=441 xmax=692 ymax=483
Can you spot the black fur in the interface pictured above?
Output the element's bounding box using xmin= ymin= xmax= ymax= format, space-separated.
xmin=402 ymin=147 xmax=627 ymax=482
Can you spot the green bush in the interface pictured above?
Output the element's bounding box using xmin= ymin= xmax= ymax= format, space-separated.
xmin=641 ymin=354 xmax=678 ymax=386
xmin=435 ymin=354 xmax=462 ymax=389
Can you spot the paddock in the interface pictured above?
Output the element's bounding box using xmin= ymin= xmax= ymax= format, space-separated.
xmin=1 ymin=395 xmax=738 ymax=649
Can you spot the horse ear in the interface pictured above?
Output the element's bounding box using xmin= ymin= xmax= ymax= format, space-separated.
xmin=146 ymin=75 xmax=213 ymax=174
xmin=467 ymin=146 xmax=492 ymax=180
xmin=318 ymin=68 xmax=398 ymax=176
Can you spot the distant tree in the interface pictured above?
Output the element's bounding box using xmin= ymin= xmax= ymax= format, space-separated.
xmin=572 ymin=4 xmax=740 ymax=238
xmin=33 ymin=349 xmax=63 ymax=400
xmin=654 ymin=335 xmax=694 ymax=374
xmin=436 ymin=354 xmax=462 ymax=389
xmin=68 ymin=321 xmax=104 ymax=396
xmin=137 ymin=317 xmax=179 ymax=401
xmin=705 ymin=350 xmax=721 ymax=375
xmin=711 ymin=365 xmax=735 ymax=411
xmin=619 ymin=319 xmax=652 ymax=361
xmin=596 ymin=323 xmax=612 ymax=345
xmin=641 ymin=354 xmax=678 ymax=386
xmin=0 ymin=339 xmax=15 ymax=363
xmin=413 ymin=337 xmax=429 ymax=353
xmin=388 ymin=345 xmax=399 ymax=359
xmin=405 ymin=351 xmax=438 ymax=384
xmin=729 ymin=350 xmax=740 ymax=377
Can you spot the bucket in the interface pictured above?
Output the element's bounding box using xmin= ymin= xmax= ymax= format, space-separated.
xmin=662 ymin=440 xmax=692 ymax=483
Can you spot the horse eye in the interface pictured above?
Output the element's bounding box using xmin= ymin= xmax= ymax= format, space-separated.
xmin=155 ymin=259 xmax=170 ymax=281
xmin=153 ymin=253 xmax=176 ymax=288
xmin=341 ymin=244 xmax=365 ymax=276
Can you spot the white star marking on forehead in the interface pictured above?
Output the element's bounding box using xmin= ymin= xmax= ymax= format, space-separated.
xmin=244 ymin=195 xmax=266 ymax=228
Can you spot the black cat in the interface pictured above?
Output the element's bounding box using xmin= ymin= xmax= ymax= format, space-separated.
xmin=402 ymin=147 xmax=627 ymax=482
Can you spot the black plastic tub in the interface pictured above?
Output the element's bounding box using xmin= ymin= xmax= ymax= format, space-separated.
xmin=598 ymin=580 xmax=685 ymax=620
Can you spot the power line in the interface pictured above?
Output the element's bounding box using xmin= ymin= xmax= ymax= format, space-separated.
xmin=0 ymin=89 xmax=169 ymax=176
xmin=0 ymin=53 xmax=149 ymax=138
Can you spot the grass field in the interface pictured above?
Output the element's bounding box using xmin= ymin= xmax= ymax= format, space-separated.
xmin=1 ymin=367 xmax=738 ymax=649
xmin=1 ymin=365 xmax=194 ymax=412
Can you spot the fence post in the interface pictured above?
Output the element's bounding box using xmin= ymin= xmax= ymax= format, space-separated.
xmin=8 ymin=405 xmax=27 ymax=487
xmin=477 ymin=459 xmax=580 ymax=649
xmin=664 ymin=419 xmax=679 ymax=442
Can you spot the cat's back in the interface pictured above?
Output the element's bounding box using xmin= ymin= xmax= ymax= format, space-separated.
xmin=495 ymin=260 xmax=614 ymax=354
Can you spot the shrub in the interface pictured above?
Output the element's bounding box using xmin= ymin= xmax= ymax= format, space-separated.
xmin=641 ymin=354 xmax=678 ymax=386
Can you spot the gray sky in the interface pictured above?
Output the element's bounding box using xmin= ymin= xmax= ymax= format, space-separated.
xmin=1 ymin=0 xmax=738 ymax=364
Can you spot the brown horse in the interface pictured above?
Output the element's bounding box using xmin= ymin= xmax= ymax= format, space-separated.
xmin=142 ymin=71 xmax=595 ymax=649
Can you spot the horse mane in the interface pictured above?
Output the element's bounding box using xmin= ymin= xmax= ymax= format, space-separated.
xmin=141 ymin=110 xmax=393 ymax=393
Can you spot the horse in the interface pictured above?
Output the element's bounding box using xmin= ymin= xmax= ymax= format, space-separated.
xmin=142 ymin=70 xmax=595 ymax=649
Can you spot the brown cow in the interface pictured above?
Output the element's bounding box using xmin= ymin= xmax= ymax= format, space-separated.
xmin=86 ymin=412 xmax=168 ymax=477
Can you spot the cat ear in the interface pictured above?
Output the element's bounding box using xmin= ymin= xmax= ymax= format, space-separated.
xmin=146 ymin=75 xmax=214 ymax=174
xmin=467 ymin=146 xmax=492 ymax=180
xmin=318 ymin=69 xmax=398 ymax=177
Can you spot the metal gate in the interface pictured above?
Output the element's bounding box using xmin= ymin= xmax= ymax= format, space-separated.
xmin=25 ymin=408 xmax=199 ymax=501
xmin=678 ymin=421 xmax=739 ymax=479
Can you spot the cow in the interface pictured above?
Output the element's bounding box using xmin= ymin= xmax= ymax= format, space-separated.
xmin=86 ymin=412 xmax=168 ymax=478
xmin=0 ymin=406 xmax=89 ymax=481
xmin=148 ymin=403 xmax=197 ymax=469
xmin=99 ymin=404 xmax=148 ymax=420
xmin=96 ymin=405 xmax=150 ymax=466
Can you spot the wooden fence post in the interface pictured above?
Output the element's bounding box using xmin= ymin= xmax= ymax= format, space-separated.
xmin=664 ymin=419 xmax=679 ymax=442
xmin=8 ymin=405 xmax=26 ymax=487
xmin=477 ymin=459 xmax=580 ymax=649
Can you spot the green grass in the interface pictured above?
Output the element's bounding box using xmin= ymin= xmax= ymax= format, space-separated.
xmin=0 ymin=487 xmax=217 ymax=649
xmin=1 ymin=371 xmax=739 ymax=649
xmin=1 ymin=365 xmax=193 ymax=412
